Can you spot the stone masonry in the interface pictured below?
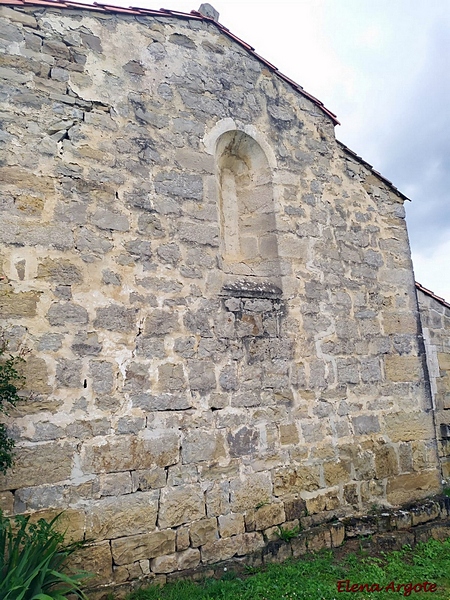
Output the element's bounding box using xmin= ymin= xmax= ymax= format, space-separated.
xmin=417 ymin=284 xmax=450 ymax=482
xmin=0 ymin=1 xmax=444 ymax=595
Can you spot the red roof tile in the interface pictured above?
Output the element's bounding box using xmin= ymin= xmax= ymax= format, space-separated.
xmin=0 ymin=0 xmax=340 ymax=123
xmin=416 ymin=282 xmax=450 ymax=309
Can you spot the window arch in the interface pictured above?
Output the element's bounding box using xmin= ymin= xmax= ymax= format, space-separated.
xmin=216 ymin=130 xmax=280 ymax=280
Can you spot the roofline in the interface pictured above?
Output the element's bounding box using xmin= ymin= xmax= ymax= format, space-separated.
xmin=337 ymin=140 xmax=410 ymax=202
xmin=0 ymin=0 xmax=340 ymax=125
xmin=416 ymin=282 xmax=450 ymax=309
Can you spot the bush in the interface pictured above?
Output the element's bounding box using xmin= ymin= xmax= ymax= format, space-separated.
xmin=0 ymin=333 xmax=26 ymax=474
xmin=0 ymin=510 xmax=90 ymax=599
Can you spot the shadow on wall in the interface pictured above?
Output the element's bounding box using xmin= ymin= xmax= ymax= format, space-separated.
xmin=216 ymin=130 xmax=281 ymax=289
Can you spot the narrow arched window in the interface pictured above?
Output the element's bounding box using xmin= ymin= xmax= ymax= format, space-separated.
xmin=216 ymin=130 xmax=280 ymax=279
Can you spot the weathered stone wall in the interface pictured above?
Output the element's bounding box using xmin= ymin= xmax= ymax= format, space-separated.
xmin=417 ymin=287 xmax=450 ymax=481
xmin=0 ymin=3 xmax=442 ymax=594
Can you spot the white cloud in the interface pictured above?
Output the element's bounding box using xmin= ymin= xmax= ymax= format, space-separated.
xmin=412 ymin=237 xmax=450 ymax=303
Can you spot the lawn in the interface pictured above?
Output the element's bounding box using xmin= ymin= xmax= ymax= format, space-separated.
xmin=125 ymin=537 xmax=450 ymax=600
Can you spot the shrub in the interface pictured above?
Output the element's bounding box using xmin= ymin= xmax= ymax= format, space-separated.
xmin=0 ymin=510 xmax=90 ymax=599
xmin=0 ymin=333 xmax=26 ymax=474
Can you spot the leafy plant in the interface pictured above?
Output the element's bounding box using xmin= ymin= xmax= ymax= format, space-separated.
xmin=0 ymin=333 xmax=26 ymax=474
xmin=277 ymin=524 xmax=301 ymax=542
xmin=0 ymin=510 xmax=90 ymax=599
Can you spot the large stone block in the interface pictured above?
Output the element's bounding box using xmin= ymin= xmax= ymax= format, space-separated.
xmin=0 ymin=289 xmax=41 ymax=318
xmin=111 ymin=530 xmax=176 ymax=565
xmin=230 ymin=473 xmax=272 ymax=512
xmin=0 ymin=442 xmax=74 ymax=491
xmin=68 ymin=541 xmax=113 ymax=588
xmin=82 ymin=432 xmax=179 ymax=473
xmin=158 ymin=484 xmax=205 ymax=528
xmin=384 ymin=356 xmax=422 ymax=382
xmin=181 ymin=429 xmax=226 ymax=464
xmin=189 ymin=517 xmax=218 ymax=547
xmin=272 ymin=466 xmax=321 ymax=496
xmin=93 ymin=305 xmax=137 ymax=332
xmin=386 ymin=471 xmax=441 ymax=505
xmin=384 ymin=412 xmax=435 ymax=443
xmin=86 ymin=491 xmax=160 ymax=540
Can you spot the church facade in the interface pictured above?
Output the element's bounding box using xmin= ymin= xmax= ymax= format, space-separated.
xmin=0 ymin=0 xmax=449 ymax=593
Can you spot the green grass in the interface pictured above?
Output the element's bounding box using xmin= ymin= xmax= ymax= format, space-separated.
xmin=125 ymin=537 xmax=450 ymax=600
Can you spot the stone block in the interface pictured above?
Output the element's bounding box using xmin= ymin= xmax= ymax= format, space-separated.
xmin=90 ymin=360 xmax=115 ymax=394
xmin=323 ymin=461 xmax=351 ymax=486
xmin=291 ymin=535 xmax=307 ymax=557
xmin=46 ymin=302 xmax=88 ymax=326
xmin=284 ymin=498 xmax=307 ymax=521
xmin=82 ymin=432 xmax=179 ymax=473
xmin=24 ymin=508 xmax=85 ymax=543
xmin=99 ymin=472 xmax=132 ymax=497
xmin=201 ymin=532 xmax=264 ymax=564
xmin=384 ymin=412 xmax=435 ymax=443
xmin=144 ymin=310 xmax=178 ymax=336
xmin=330 ymin=522 xmax=345 ymax=547
xmin=352 ymin=414 xmax=380 ymax=435
xmin=178 ymin=222 xmax=219 ymax=247
xmin=181 ymin=429 xmax=226 ymax=464
xmin=189 ymin=517 xmax=218 ymax=547
xmin=177 ymin=547 xmax=200 ymax=571
xmin=187 ymin=360 xmax=216 ymax=391
xmin=158 ymin=484 xmax=205 ymax=528
xmin=272 ymin=466 xmax=321 ymax=496
xmin=176 ymin=526 xmax=190 ymax=551
xmin=384 ymin=356 xmax=422 ymax=382
xmin=37 ymin=258 xmax=82 ymax=284
xmin=56 ymin=358 xmax=82 ymax=388
xmin=386 ymin=471 xmax=441 ymax=505
xmin=94 ymin=305 xmax=137 ymax=332
xmin=218 ymin=512 xmax=245 ymax=538
xmin=0 ymin=491 xmax=13 ymax=515
xmin=230 ymin=473 xmax=272 ymax=512
xmin=0 ymin=289 xmax=40 ymax=318
xmin=0 ymin=442 xmax=74 ymax=491
xmin=383 ymin=312 xmax=418 ymax=334
xmin=150 ymin=553 xmax=177 ymax=574
xmin=410 ymin=502 xmax=440 ymax=526
xmin=250 ymin=503 xmax=286 ymax=531
xmin=306 ymin=527 xmax=332 ymax=551
xmin=68 ymin=541 xmax=113 ymax=588
xmin=22 ymin=356 xmax=51 ymax=393
xmin=279 ymin=423 xmax=299 ymax=445
xmin=111 ymin=530 xmax=176 ymax=566
xmin=86 ymin=491 xmax=159 ymax=540
xmin=375 ymin=444 xmax=399 ymax=479
xmin=132 ymin=468 xmax=166 ymax=491
xmin=227 ymin=426 xmax=259 ymax=457
xmin=92 ymin=209 xmax=129 ymax=231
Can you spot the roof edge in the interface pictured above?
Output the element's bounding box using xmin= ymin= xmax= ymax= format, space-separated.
xmin=416 ymin=282 xmax=450 ymax=310
xmin=337 ymin=140 xmax=410 ymax=202
xmin=0 ymin=0 xmax=340 ymax=125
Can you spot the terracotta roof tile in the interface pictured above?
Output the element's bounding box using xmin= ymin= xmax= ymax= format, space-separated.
xmin=0 ymin=0 xmax=413 ymax=200
xmin=0 ymin=0 xmax=339 ymax=123
xmin=416 ymin=282 xmax=450 ymax=309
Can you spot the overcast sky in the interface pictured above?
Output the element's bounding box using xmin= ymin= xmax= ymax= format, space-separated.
xmin=96 ymin=0 xmax=450 ymax=300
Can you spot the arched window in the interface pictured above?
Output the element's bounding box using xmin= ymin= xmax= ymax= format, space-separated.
xmin=216 ymin=130 xmax=280 ymax=280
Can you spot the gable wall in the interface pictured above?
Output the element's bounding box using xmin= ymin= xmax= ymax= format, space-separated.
xmin=0 ymin=5 xmax=442 ymax=592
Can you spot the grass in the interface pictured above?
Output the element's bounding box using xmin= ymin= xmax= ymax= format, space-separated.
xmin=124 ymin=537 xmax=450 ymax=600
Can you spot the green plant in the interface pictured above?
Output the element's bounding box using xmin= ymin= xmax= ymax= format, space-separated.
xmin=0 ymin=510 xmax=90 ymax=599
xmin=0 ymin=333 xmax=26 ymax=474
xmin=277 ymin=524 xmax=301 ymax=542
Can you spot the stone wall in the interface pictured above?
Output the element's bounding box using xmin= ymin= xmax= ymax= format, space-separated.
xmin=0 ymin=3 xmax=442 ymax=595
xmin=417 ymin=285 xmax=450 ymax=481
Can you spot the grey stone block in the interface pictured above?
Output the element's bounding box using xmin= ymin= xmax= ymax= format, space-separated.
xmin=90 ymin=361 xmax=115 ymax=395
xmin=94 ymin=305 xmax=137 ymax=332
xmin=46 ymin=302 xmax=89 ymax=326
xmin=56 ymin=358 xmax=82 ymax=388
